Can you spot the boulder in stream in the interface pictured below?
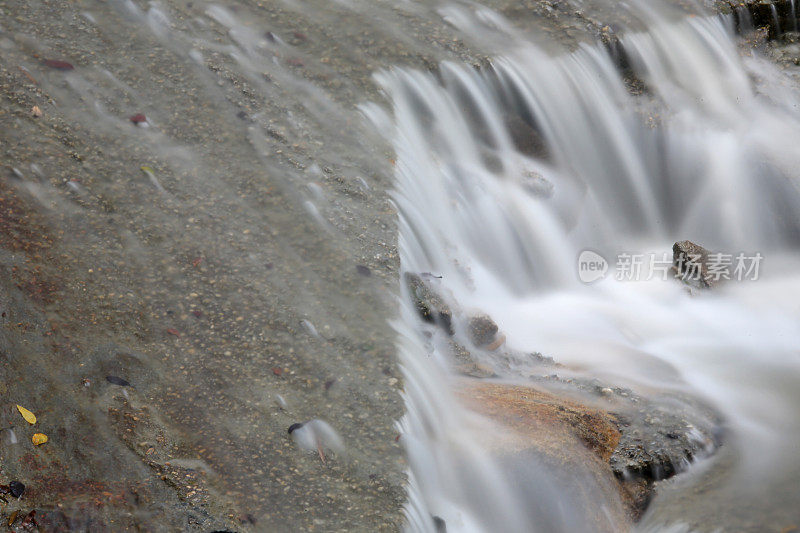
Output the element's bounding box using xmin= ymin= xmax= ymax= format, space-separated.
xmin=404 ymin=273 xmax=454 ymax=334
xmin=467 ymin=313 xmax=499 ymax=347
xmin=672 ymin=240 xmax=716 ymax=288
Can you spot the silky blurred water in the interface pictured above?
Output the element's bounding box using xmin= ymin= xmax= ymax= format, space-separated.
xmin=372 ymin=5 xmax=800 ymax=531
xmin=2 ymin=0 xmax=799 ymax=530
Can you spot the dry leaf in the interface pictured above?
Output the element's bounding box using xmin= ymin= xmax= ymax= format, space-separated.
xmin=31 ymin=105 xmax=42 ymax=118
xmin=16 ymin=405 xmax=36 ymax=425
xmin=31 ymin=433 xmax=48 ymax=446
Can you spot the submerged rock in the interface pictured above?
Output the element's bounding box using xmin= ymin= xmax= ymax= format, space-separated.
xmin=520 ymin=170 xmax=555 ymax=198
xmin=609 ymin=397 xmax=719 ymax=482
xmin=404 ymin=273 xmax=453 ymax=334
xmin=458 ymin=377 xmax=721 ymax=521
xmin=458 ymin=382 xmax=632 ymax=528
xmin=448 ymin=340 xmax=497 ymax=378
xmin=467 ymin=313 xmax=499 ymax=347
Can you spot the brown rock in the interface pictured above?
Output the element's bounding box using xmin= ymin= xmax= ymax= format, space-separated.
xmin=467 ymin=313 xmax=498 ymax=346
xmin=457 ymin=382 xmax=635 ymax=528
xmin=460 ymin=382 xmax=620 ymax=461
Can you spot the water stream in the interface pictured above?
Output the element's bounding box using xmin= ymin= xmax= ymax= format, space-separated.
xmin=2 ymin=0 xmax=800 ymax=530
xmin=370 ymin=6 xmax=800 ymax=532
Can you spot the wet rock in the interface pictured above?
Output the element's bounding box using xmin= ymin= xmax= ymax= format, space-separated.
xmin=459 ymin=377 xmax=721 ymax=521
xmin=467 ymin=313 xmax=498 ymax=346
xmin=609 ymin=397 xmax=719 ymax=482
xmin=404 ymin=273 xmax=453 ymax=334
xmin=504 ymin=114 xmax=549 ymax=159
xmin=520 ymin=170 xmax=554 ymax=198
xmin=458 ymin=382 xmax=632 ymax=527
xmin=672 ymin=240 xmax=715 ymax=288
xmin=448 ymin=340 xmax=496 ymax=378
xmin=725 ymin=0 xmax=798 ymax=40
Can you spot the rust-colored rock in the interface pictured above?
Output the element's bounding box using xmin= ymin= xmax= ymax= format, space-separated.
xmin=457 ymin=381 xmax=649 ymax=523
xmin=459 ymin=382 xmax=620 ymax=461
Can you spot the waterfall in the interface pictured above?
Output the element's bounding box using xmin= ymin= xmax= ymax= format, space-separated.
xmin=367 ymin=6 xmax=800 ymax=532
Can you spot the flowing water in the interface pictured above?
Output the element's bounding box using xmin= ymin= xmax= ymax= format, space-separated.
xmin=369 ymin=4 xmax=800 ymax=532
xmin=2 ymin=0 xmax=800 ymax=530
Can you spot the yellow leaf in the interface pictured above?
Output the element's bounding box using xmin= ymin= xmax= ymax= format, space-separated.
xmin=16 ymin=405 xmax=36 ymax=425
xmin=31 ymin=433 xmax=48 ymax=446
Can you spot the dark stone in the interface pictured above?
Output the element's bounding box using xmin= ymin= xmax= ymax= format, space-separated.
xmin=505 ymin=115 xmax=549 ymax=159
xmin=404 ymin=273 xmax=453 ymax=334
xmin=609 ymin=395 xmax=721 ymax=483
xmin=356 ymin=265 xmax=371 ymax=276
xmin=732 ymin=0 xmax=796 ymax=39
